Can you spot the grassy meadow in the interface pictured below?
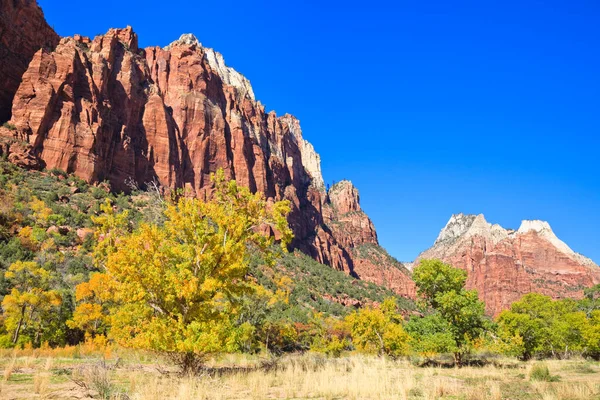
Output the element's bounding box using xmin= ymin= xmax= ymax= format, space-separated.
xmin=1 ymin=348 xmax=600 ymax=399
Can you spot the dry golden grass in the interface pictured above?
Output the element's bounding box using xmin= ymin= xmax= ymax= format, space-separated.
xmin=2 ymin=353 xmax=16 ymax=382
xmin=126 ymin=355 xmax=600 ymax=400
xmin=0 ymin=351 xmax=599 ymax=399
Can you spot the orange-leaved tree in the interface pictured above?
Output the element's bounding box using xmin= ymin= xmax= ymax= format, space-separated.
xmin=72 ymin=170 xmax=292 ymax=372
xmin=67 ymin=272 xmax=115 ymax=338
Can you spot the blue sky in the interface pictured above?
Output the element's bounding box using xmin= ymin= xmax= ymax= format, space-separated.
xmin=39 ymin=0 xmax=599 ymax=263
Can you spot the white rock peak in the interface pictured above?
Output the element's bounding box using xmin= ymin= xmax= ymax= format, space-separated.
xmin=203 ymin=48 xmax=255 ymax=101
xmin=433 ymin=214 xmax=597 ymax=267
xmin=516 ymin=220 xmax=595 ymax=265
xmin=165 ymin=34 xmax=255 ymax=101
xmin=434 ymin=213 xmax=509 ymax=245
xmin=174 ymin=33 xmax=201 ymax=47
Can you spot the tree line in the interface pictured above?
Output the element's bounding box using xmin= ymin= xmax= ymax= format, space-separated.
xmin=1 ymin=163 xmax=600 ymax=373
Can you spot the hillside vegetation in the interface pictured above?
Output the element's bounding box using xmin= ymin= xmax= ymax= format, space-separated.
xmin=1 ymin=161 xmax=600 ymax=378
xmin=0 ymin=162 xmax=414 ymax=357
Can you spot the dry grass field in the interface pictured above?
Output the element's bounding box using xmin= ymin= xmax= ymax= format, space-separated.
xmin=1 ymin=349 xmax=599 ymax=399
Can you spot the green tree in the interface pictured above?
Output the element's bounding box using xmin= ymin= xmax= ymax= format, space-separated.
xmin=436 ymin=289 xmax=487 ymax=361
xmin=412 ymin=259 xmax=467 ymax=309
xmin=583 ymin=310 xmax=600 ymax=359
xmin=405 ymin=313 xmax=457 ymax=359
xmin=411 ymin=259 xmax=487 ymax=364
xmin=497 ymin=293 xmax=588 ymax=359
xmin=579 ymin=284 xmax=600 ymax=317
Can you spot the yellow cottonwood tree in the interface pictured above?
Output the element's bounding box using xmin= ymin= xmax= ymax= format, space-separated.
xmin=346 ymin=298 xmax=410 ymax=358
xmin=67 ymin=273 xmax=115 ymax=337
xmin=29 ymin=197 xmax=52 ymax=227
xmin=1 ymin=261 xmax=62 ymax=345
xmin=82 ymin=170 xmax=292 ymax=372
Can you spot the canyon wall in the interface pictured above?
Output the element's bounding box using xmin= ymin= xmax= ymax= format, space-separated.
xmin=0 ymin=12 xmax=414 ymax=297
xmin=0 ymin=0 xmax=59 ymax=122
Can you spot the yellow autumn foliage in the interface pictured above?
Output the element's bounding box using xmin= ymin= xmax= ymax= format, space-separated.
xmin=2 ymin=261 xmax=62 ymax=346
xmin=73 ymin=170 xmax=292 ymax=372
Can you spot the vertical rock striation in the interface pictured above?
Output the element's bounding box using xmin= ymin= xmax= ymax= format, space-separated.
xmin=0 ymin=25 xmax=414 ymax=297
xmin=0 ymin=0 xmax=60 ymax=122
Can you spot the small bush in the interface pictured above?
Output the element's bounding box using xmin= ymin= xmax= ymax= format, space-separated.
xmin=529 ymin=362 xmax=560 ymax=382
xmin=49 ymin=168 xmax=68 ymax=178
xmin=2 ymin=122 xmax=16 ymax=131
xmin=72 ymin=362 xmax=124 ymax=399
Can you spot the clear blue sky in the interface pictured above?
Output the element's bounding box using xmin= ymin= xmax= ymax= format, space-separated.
xmin=39 ymin=0 xmax=599 ymax=263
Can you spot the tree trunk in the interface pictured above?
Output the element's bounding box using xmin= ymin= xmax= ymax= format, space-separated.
xmin=454 ymin=352 xmax=463 ymax=367
xmin=376 ymin=330 xmax=385 ymax=356
xmin=12 ymin=305 xmax=26 ymax=344
xmin=177 ymin=352 xmax=204 ymax=375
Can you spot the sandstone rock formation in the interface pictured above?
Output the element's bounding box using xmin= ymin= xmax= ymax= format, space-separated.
xmin=0 ymin=16 xmax=413 ymax=297
xmin=324 ymin=181 xmax=415 ymax=297
xmin=417 ymin=213 xmax=600 ymax=315
xmin=0 ymin=0 xmax=59 ymax=121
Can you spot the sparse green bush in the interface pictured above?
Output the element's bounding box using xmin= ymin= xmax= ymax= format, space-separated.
xmin=2 ymin=122 xmax=16 ymax=131
xmin=48 ymin=168 xmax=68 ymax=178
xmin=529 ymin=362 xmax=560 ymax=382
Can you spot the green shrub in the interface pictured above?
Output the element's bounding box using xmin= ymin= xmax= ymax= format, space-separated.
xmin=2 ymin=122 xmax=16 ymax=131
xmin=0 ymin=334 xmax=13 ymax=348
xmin=48 ymin=168 xmax=68 ymax=178
xmin=48 ymin=213 xmax=67 ymax=226
xmin=529 ymin=362 xmax=560 ymax=382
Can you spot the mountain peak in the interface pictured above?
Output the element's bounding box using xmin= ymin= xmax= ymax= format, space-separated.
xmin=203 ymin=47 xmax=255 ymax=101
xmin=435 ymin=213 xmax=487 ymax=243
xmin=518 ymin=219 xmax=553 ymax=235
xmin=427 ymin=214 xmax=598 ymax=268
xmin=164 ymin=33 xmax=255 ymax=101
xmin=418 ymin=214 xmax=600 ymax=315
xmin=167 ymin=33 xmax=201 ymax=48
xmin=517 ymin=220 xmax=596 ymax=267
xmin=434 ymin=213 xmax=516 ymax=246
xmin=329 ymin=180 xmax=361 ymax=214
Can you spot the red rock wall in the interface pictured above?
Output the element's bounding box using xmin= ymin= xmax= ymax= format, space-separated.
xmin=0 ymin=0 xmax=59 ymax=122
xmin=1 ymin=26 xmax=414 ymax=298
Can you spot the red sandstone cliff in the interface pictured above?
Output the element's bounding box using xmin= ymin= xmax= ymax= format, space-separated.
xmin=0 ymin=16 xmax=413 ymax=297
xmin=325 ymin=181 xmax=415 ymax=296
xmin=417 ymin=214 xmax=600 ymax=315
xmin=0 ymin=0 xmax=59 ymax=122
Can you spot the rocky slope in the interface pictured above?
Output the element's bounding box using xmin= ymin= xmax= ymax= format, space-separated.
xmin=417 ymin=213 xmax=600 ymax=315
xmin=325 ymin=181 xmax=415 ymax=296
xmin=0 ymin=0 xmax=59 ymax=122
xmin=0 ymin=2 xmax=413 ymax=298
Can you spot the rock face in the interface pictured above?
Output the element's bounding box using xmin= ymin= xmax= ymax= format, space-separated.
xmin=0 ymin=0 xmax=60 ymax=122
xmin=417 ymin=213 xmax=600 ymax=315
xmin=0 ymin=23 xmax=413 ymax=297
xmin=324 ymin=181 xmax=415 ymax=296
